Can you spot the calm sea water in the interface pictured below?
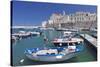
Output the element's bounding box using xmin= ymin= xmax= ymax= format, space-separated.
xmin=12 ymin=29 xmax=97 ymax=66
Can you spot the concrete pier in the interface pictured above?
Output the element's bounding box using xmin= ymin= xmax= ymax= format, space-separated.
xmin=80 ymin=34 xmax=97 ymax=48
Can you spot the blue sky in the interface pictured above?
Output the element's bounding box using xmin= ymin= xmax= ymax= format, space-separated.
xmin=11 ymin=1 xmax=97 ymax=26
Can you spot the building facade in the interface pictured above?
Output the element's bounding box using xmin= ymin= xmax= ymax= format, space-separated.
xmin=42 ymin=11 xmax=97 ymax=30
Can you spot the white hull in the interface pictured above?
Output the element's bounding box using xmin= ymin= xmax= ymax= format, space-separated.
xmin=26 ymin=52 xmax=80 ymax=62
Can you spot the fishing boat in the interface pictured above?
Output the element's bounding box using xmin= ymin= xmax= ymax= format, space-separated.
xmin=24 ymin=45 xmax=83 ymax=62
xmin=52 ymin=37 xmax=83 ymax=47
xmin=52 ymin=31 xmax=82 ymax=46
xmin=12 ymin=31 xmax=40 ymax=38
xmin=11 ymin=36 xmax=18 ymax=43
xmin=63 ymin=31 xmax=73 ymax=37
xmin=27 ymin=31 xmax=40 ymax=36
xmin=63 ymin=30 xmax=79 ymax=37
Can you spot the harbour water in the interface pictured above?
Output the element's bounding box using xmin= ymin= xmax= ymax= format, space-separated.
xmin=11 ymin=28 xmax=97 ymax=66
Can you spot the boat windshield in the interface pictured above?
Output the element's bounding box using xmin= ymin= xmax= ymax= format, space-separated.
xmin=69 ymin=43 xmax=74 ymax=46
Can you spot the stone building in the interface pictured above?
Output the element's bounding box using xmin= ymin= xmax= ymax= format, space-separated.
xmin=42 ymin=11 xmax=97 ymax=30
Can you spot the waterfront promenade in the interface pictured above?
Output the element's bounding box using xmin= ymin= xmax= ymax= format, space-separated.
xmin=80 ymin=34 xmax=97 ymax=48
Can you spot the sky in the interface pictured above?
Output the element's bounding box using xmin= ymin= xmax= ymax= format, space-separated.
xmin=11 ymin=1 xmax=97 ymax=26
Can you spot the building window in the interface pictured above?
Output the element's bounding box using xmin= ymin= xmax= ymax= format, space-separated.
xmin=86 ymin=14 xmax=88 ymax=16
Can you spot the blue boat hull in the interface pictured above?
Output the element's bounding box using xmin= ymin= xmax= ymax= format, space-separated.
xmin=24 ymin=47 xmax=83 ymax=62
xmin=25 ymin=52 xmax=80 ymax=62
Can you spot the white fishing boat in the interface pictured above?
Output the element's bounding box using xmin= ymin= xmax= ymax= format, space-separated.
xmin=28 ymin=31 xmax=40 ymax=36
xmin=63 ymin=31 xmax=73 ymax=37
xmin=12 ymin=31 xmax=40 ymax=37
xmin=63 ymin=31 xmax=78 ymax=37
xmin=24 ymin=45 xmax=83 ymax=62
xmin=52 ymin=37 xmax=83 ymax=47
xmin=52 ymin=30 xmax=82 ymax=46
xmin=11 ymin=36 xmax=18 ymax=43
